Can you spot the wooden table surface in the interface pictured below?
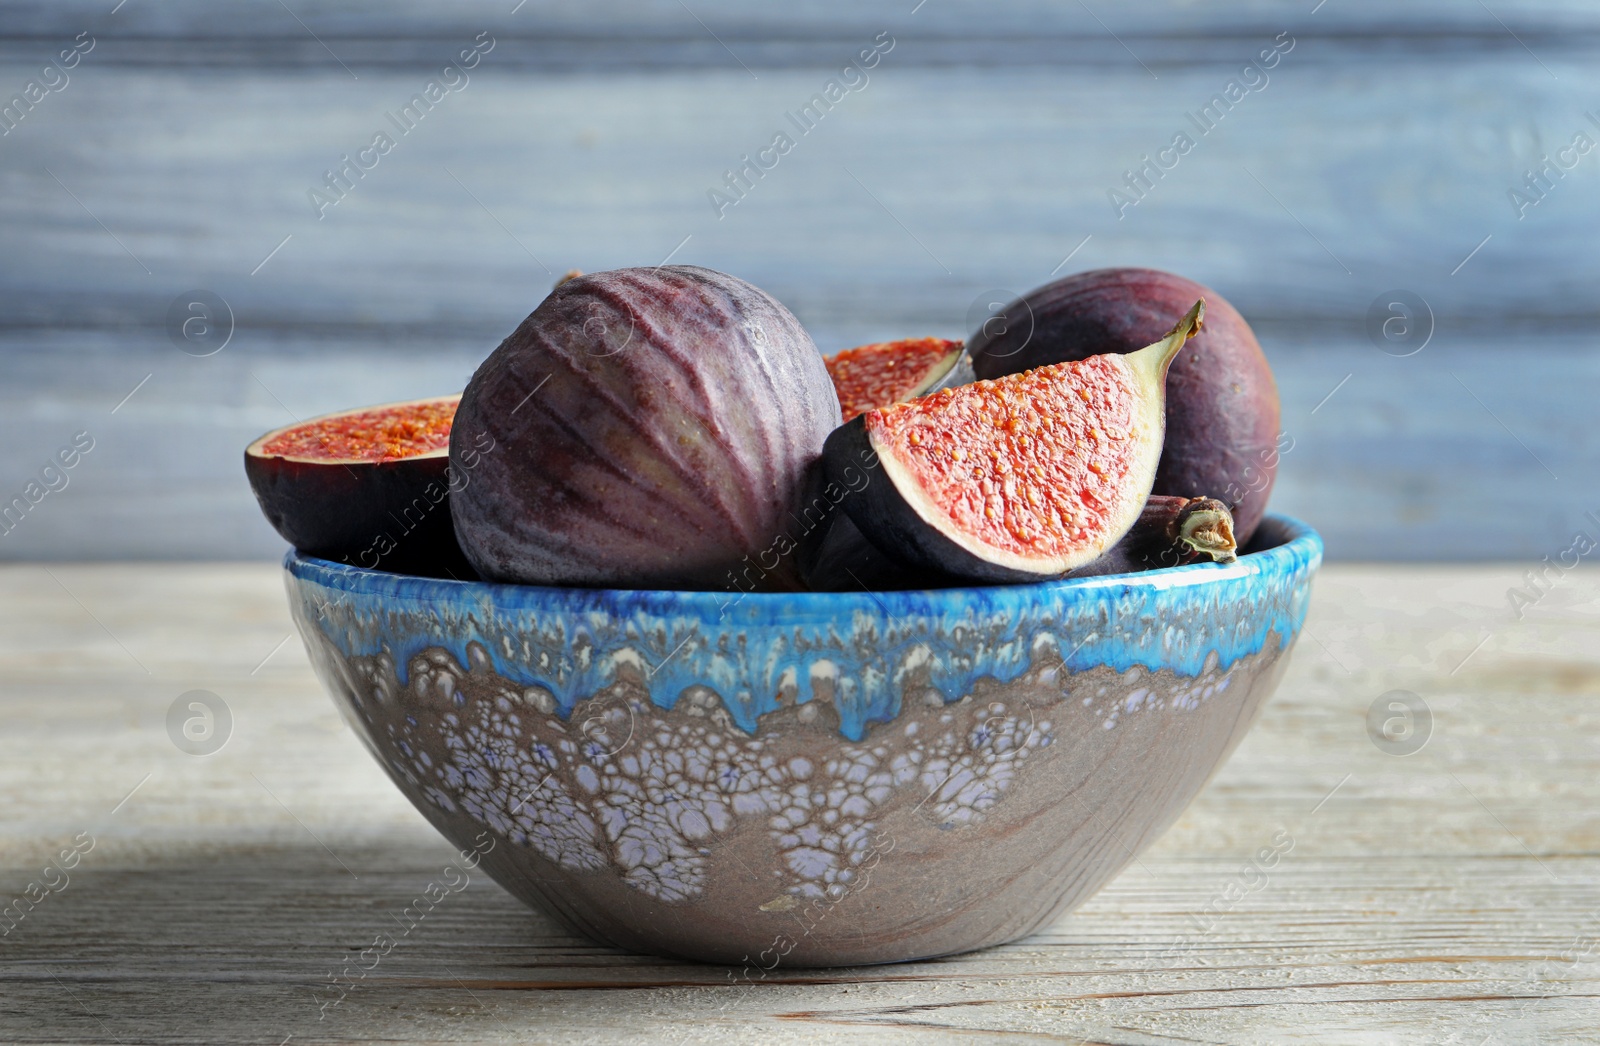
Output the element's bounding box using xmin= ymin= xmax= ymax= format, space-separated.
xmin=1 ymin=562 xmax=1596 ymax=1044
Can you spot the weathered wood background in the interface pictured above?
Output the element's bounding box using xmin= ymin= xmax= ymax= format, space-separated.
xmin=3 ymin=562 xmax=1597 ymax=1043
xmin=0 ymin=0 xmax=1595 ymax=561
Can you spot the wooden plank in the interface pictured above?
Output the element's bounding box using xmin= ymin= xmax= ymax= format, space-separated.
xmin=0 ymin=563 xmax=1596 ymax=1043
xmin=3 ymin=0 xmax=1599 ymax=43
xmin=2 ymin=54 xmax=1597 ymax=326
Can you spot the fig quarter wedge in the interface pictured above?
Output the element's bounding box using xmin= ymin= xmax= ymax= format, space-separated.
xmin=824 ymin=301 xmax=1204 ymax=583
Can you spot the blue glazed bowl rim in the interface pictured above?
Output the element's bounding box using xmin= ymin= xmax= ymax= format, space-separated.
xmin=285 ymin=513 xmax=1322 ymax=624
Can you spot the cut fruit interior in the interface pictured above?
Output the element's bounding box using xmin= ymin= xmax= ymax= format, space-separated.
xmin=248 ymin=395 xmax=459 ymax=464
xmin=825 ymin=338 xmax=968 ymax=421
xmin=840 ymin=301 xmax=1204 ymax=581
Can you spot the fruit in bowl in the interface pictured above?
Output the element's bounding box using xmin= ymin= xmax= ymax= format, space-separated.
xmin=253 ymin=264 xmax=1317 ymax=966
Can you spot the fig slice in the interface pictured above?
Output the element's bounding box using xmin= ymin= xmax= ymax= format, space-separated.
xmin=1069 ymin=495 xmax=1237 ymax=578
xmin=824 ymin=301 xmax=1204 ymax=583
xmin=244 ymin=394 xmax=476 ymax=577
xmin=825 ymin=337 xmax=973 ymax=421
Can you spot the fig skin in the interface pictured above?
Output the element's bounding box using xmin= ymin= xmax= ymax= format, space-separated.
xmin=799 ymin=510 xmax=934 ymax=591
xmin=968 ymin=268 xmax=1280 ymax=544
xmin=450 ymin=265 xmax=841 ymax=590
xmin=245 ymin=453 xmax=474 ymax=578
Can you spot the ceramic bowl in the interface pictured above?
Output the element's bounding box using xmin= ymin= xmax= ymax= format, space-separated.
xmin=285 ymin=515 xmax=1321 ymax=967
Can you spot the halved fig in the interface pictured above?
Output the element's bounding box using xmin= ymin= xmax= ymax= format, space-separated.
xmin=824 ymin=301 xmax=1204 ymax=583
xmin=244 ymin=394 xmax=477 ymax=577
xmin=825 ymin=337 xmax=973 ymax=422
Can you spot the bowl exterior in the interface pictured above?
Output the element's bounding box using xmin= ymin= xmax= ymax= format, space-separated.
xmin=286 ymin=516 xmax=1320 ymax=967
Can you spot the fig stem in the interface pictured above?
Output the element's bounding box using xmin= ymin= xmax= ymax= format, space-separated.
xmin=1174 ymin=500 xmax=1238 ymax=563
xmin=1128 ymin=298 xmax=1206 ymax=383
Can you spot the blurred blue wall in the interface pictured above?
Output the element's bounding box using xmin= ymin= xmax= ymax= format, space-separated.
xmin=0 ymin=1 xmax=1594 ymax=560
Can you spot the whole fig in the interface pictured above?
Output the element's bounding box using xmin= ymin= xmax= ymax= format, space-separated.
xmin=450 ymin=266 xmax=840 ymax=590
